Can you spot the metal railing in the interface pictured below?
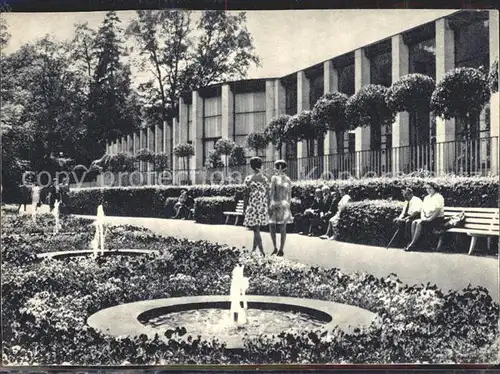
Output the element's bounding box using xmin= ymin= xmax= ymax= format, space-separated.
xmin=71 ymin=136 xmax=498 ymax=187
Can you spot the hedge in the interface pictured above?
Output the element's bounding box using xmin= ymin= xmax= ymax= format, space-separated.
xmin=194 ymin=197 xmax=236 ymax=224
xmin=334 ymin=200 xmax=404 ymax=247
xmin=67 ymin=177 xmax=498 ymax=217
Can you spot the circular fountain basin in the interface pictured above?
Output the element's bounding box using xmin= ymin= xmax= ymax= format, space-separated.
xmin=37 ymin=249 xmax=159 ymax=260
xmin=87 ymin=295 xmax=378 ymax=349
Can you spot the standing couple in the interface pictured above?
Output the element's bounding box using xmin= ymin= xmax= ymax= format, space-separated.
xmin=242 ymin=157 xmax=293 ymax=257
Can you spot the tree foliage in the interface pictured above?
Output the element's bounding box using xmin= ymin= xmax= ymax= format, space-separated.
xmin=228 ymin=146 xmax=247 ymax=167
xmin=245 ymin=132 xmax=269 ymax=152
xmin=214 ymin=138 xmax=236 ymax=156
xmin=205 ymin=150 xmax=224 ymax=169
xmin=488 ymin=60 xmax=498 ymax=93
xmin=311 ymin=92 xmax=350 ymax=133
xmin=285 ymin=110 xmax=326 ymax=144
xmin=173 ymin=143 xmax=195 ymax=159
xmin=264 ymin=114 xmax=291 ymax=150
xmin=346 ymin=85 xmax=395 ymax=129
xmin=127 ymin=10 xmax=259 ymax=163
xmin=431 ymin=67 xmax=490 ymax=131
xmin=385 ymin=74 xmax=435 ymax=113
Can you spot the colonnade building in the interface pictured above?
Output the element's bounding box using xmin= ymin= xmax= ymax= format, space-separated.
xmin=107 ymin=10 xmax=499 ymax=183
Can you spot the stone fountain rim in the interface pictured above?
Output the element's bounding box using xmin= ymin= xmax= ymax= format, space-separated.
xmin=87 ymin=295 xmax=379 ymax=347
xmin=36 ymin=249 xmax=160 ymax=260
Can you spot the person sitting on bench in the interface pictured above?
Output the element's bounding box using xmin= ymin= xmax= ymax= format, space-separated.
xmin=295 ymin=188 xmax=324 ymax=236
xmin=405 ymin=182 xmax=445 ymax=252
xmin=310 ymin=186 xmax=337 ymax=237
xmin=393 ymin=188 xmax=422 ymax=247
xmin=173 ymin=190 xmax=189 ymax=219
xmin=319 ymin=187 xmax=351 ymax=240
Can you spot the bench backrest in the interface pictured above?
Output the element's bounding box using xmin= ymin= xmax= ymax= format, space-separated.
xmin=444 ymin=207 xmax=499 ymax=234
xmin=235 ymin=200 xmax=245 ymax=214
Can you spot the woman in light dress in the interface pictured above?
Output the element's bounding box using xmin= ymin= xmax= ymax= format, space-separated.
xmin=268 ymin=160 xmax=293 ymax=256
xmin=243 ymin=157 xmax=269 ymax=256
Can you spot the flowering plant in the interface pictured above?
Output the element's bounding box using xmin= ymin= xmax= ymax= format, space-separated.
xmin=385 ymin=74 xmax=435 ymax=113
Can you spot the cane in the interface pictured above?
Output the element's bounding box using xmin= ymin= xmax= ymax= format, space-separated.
xmin=386 ymin=228 xmax=400 ymax=249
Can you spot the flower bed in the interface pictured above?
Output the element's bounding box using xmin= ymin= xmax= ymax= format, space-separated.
xmin=67 ymin=176 xmax=498 ymax=217
xmin=1 ymin=211 xmax=498 ymax=365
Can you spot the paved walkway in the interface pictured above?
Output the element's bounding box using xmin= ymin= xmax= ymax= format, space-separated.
xmin=75 ymin=215 xmax=499 ymax=301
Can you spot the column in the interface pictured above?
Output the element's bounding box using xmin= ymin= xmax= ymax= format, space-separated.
xmin=221 ymin=84 xmax=234 ymax=145
xmin=435 ymin=18 xmax=456 ymax=176
xmin=265 ymin=80 xmax=276 ymax=161
xmin=490 ymin=11 xmax=499 ymax=176
xmin=147 ymin=126 xmax=154 ymax=183
xmin=171 ymin=118 xmax=178 ymax=175
xmin=392 ymin=34 xmax=410 ymax=175
xmin=297 ymin=70 xmax=310 ymax=176
xmin=139 ymin=129 xmax=144 ymax=172
xmin=192 ymin=90 xmax=204 ymax=183
xmin=274 ymin=79 xmax=286 ymax=159
xmin=323 ymin=60 xmax=339 ymax=174
xmin=127 ymin=134 xmax=134 ymax=155
xmin=177 ymin=97 xmax=188 ymax=171
xmin=354 ymin=48 xmax=371 ymax=178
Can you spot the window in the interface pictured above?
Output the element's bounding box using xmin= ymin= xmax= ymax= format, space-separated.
xmin=186 ymin=103 xmax=192 ymax=142
xmin=284 ymin=79 xmax=297 ymax=115
xmin=408 ymin=38 xmax=436 ymax=145
xmin=338 ymin=64 xmax=355 ymax=96
xmin=308 ymin=71 xmax=325 ymax=158
xmin=370 ymin=52 xmax=392 ymax=87
xmin=455 ymin=19 xmax=489 ymax=69
xmin=409 ymin=38 xmax=436 ymax=80
xmin=234 ymin=91 xmax=266 ymax=146
xmin=203 ymin=96 xmax=222 ymax=165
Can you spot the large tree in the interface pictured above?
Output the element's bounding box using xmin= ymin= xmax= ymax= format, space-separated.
xmin=126 ymin=10 xmax=260 ymax=163
xmin=77 ymin=12 xmax=141 ymax=163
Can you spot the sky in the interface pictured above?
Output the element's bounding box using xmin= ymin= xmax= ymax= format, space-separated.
xmin=2 ymin=9 xmax=458 ymax=80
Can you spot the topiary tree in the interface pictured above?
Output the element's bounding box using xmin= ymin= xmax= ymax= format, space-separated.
xmin=488 ymin=60 xmax=498 ymax=93
xmin=245 ymin=131 xmax=269 ymax=157
xmin=311 ymin=92 xmax=350 ymax=153
xmin=205 ymin=149 xmax=224 ymax=169
xmin=346 ymin=84 xmax=395 ymax=148
xmin=431 ymin=67 xmax=490 ymax=138
xmin=135 ymin=148 xmax=154 ymax=163
xmin=153 ymin=153 xmax=169 ymax=172
xmin=386 ymin=73 xmax=435 ymax=114
xmin=229 ymin=145 xmax=246 ymax=167
xmin=285 ymin=110 xmax=327 ymax=155
xmin=173 ymin=142 xmax=195 ymax=172
xmin=107 ymin=153 xmax=136 ymax=173
xmin=264 ymin=114 xmax=291 ymax=158
xmin=214 ymin=138 xmax=235 ymax=166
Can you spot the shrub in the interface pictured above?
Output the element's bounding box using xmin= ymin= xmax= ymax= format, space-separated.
xmin=386 ymin=74 xmax=435 ymax=113
xmin=2 ymin=218 xmax=498 ymax=365
xmin=228 ymin=145 xmax=247 ymax=167
xmin=346 ymin=85 xmax=395 ymax=130
xmin=214 ymin=138 xmax=235 ymax=156
xmin=264 ymin=114 xmax=291 ymax=151
xmin=245 ymin=132 xmax=269 ymax=154
xmin=205 ymin=150 xmax=224 ymax=169
xmin=135 ymin=148 xmax=154 ymax=163
xmin=193 ymin=197 xmax=236 ymax=224
xmin=153 ymin=153 xmax=169 ymax=171
xmin=431 ymin=67 xmax=490 ymax=134
xmin=285 ymin=110 xmax=327 ymax=144
xmin=173 ymin=143 xmax=195 ymax=159
xmin=334 ymin=200 xmax=403 ymax=246
xmin=67 ymin=176 xmax=498 ymax=217
xmin=107 ymin=153 xmax=136 ymax=173
xmin=311 ymin=92 xmax=350 ymax=133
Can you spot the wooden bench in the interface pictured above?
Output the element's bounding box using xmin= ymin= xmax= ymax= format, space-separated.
xmin=224 ymin=200 xmax=244 ymax=225
xmin=441 ymin=207 xmax=499 ymax=255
